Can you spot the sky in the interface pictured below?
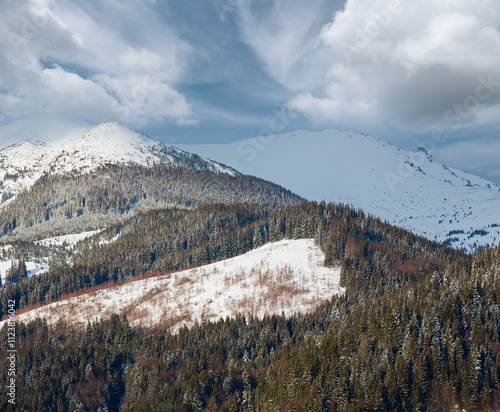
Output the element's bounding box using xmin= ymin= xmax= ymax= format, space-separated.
xmin=1 ymin=0 xmax=500 ymax=183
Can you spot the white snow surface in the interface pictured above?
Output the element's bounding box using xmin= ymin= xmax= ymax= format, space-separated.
xmin=37 ymin=230 xmax=102 ymax=249
xmin=1 ymin=239 xmax=343 ymax=332
xmin=0 ymin=114 xmax=238 ymax=206
xmin=0 ymin=259 xmax=48 ymax=284
xmin=180 ymin=130 xmax=500 ymax=251
xmin=0 ymin=231 xmax=99 ymax=284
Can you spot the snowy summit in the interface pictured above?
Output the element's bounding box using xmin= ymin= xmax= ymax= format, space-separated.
xmin=0 ymin=115 xmax=238 ymax=206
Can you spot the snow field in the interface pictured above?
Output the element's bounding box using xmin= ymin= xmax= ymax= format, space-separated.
xmin=0 ymin=260 xmax=48 ymax=284
xmin=37 ymin=230 xmax=102 ymax=248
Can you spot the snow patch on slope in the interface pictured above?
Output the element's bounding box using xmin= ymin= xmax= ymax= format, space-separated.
xmin=2 ymin=239 xmax=343 ymax=332
xmin=37 ymin=230 xmax=103 ymax=249
xmin=0 ymin=260 xmax=48 ymax=285
xmin=0 ymin=230 xmax=107 ymax=285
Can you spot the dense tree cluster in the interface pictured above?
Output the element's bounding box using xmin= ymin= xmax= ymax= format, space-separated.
xmin=0 ymin=164 xmax=303 ymax=240
xmin=4 ymin=259 xmax=27 ymax=286
xmin=1 ymin=200 xmax=498 ymax=410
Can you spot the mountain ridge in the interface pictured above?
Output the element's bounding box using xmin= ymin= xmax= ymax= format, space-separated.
xmin=180 ymin=130 xmax=500 ymax=250
xmin=0 ymin=115 xmax=302 ymax=240
xmin=0 ymin=114 xmax=239 ymax=207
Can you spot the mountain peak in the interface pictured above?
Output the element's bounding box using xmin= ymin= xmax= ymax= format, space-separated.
xmin=0 ymin=115 xmax=238 ymax=206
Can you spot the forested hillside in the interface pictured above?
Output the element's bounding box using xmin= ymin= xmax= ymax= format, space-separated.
xmin=2 ymin=201 xmax=498 ymax=410
xmin=0 ymin=164 xmax=302 ymax=240
xmin=0 ymin=203 xmax=283 ymax=315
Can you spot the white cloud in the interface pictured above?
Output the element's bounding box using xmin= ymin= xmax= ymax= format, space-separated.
xmin=319 ymin=0 xmax=500 ymax=131
xmin=287 ymin=93 xmax=383 ymax=131
xmin=236 ymin=0 xmax=333 ymax=92
xmin=96 ymin=73 xmax=196 ymax=127
xmin=0 ymin=0 xmax=196 ymax=127
xmin=236 ymin=0 xmax=500 ymax=134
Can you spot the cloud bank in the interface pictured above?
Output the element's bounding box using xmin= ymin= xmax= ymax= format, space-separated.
xmin=236 ymin=0 xmax=500 ymax=134
xmin=0 ymin=0 xmax=196 ymax=128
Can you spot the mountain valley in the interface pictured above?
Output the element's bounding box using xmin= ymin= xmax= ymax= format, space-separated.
xmin=0 ymin=116 xmax=499 ymax=411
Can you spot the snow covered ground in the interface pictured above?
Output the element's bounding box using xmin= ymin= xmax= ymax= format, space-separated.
xmin=37 ymin=230 xmax=102 ymax=249
xmin=0 ymin=239 xmax=343 ymax=332
xmin=0 ymin=260 xmax=49 ymax=284
xmin=0 ymin=231 xmax=102 ymax=284
xmin=180 ymin=130 xmax=500 ymax=251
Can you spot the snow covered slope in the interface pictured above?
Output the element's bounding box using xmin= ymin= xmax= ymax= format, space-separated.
xmin=0 ymin=259 xmax=48 ymax=284
xmin=180 ymin=130 xmax=500 ymax=251
xmin=0 ymin=115 xmax=238 ymax=206
xmin=1 ymin=239 xmax=343 ymax=332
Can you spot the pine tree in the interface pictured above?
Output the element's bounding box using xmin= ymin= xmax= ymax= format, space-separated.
xmin=5 ymin=260 xmax=19 ymax=285
xmin=253 ymin=227 xmax=263 ymax=249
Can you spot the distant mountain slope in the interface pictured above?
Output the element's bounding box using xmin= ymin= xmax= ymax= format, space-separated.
xmin=0 ymin=116 xmax=303 ymax=239
xmin=180 ymin=130 xmax=500 ymax=250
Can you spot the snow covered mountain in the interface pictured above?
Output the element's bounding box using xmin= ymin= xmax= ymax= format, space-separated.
xmin=2 ymin=115 xmax=498 ymax=251
xmin=0 ymin=115 xmax=238 ymax=206
xmin=180 ymin=130 xmax=500 ymax=251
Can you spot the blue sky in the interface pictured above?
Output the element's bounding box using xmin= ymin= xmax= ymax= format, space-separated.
xmin=1 ymin=0 xmax=500 ymax=183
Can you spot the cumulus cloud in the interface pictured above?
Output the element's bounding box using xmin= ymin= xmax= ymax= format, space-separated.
xmin=0 ymin=0 xmax=196 ymax=127
xmin=236 ymin=0 xmax=500 ymax=134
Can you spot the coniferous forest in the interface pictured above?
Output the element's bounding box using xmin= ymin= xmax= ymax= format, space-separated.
xmin=1 ymin=201 xmax=499 ymax=411
xmin=0 ymin=164 xmax=303 ymax=241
